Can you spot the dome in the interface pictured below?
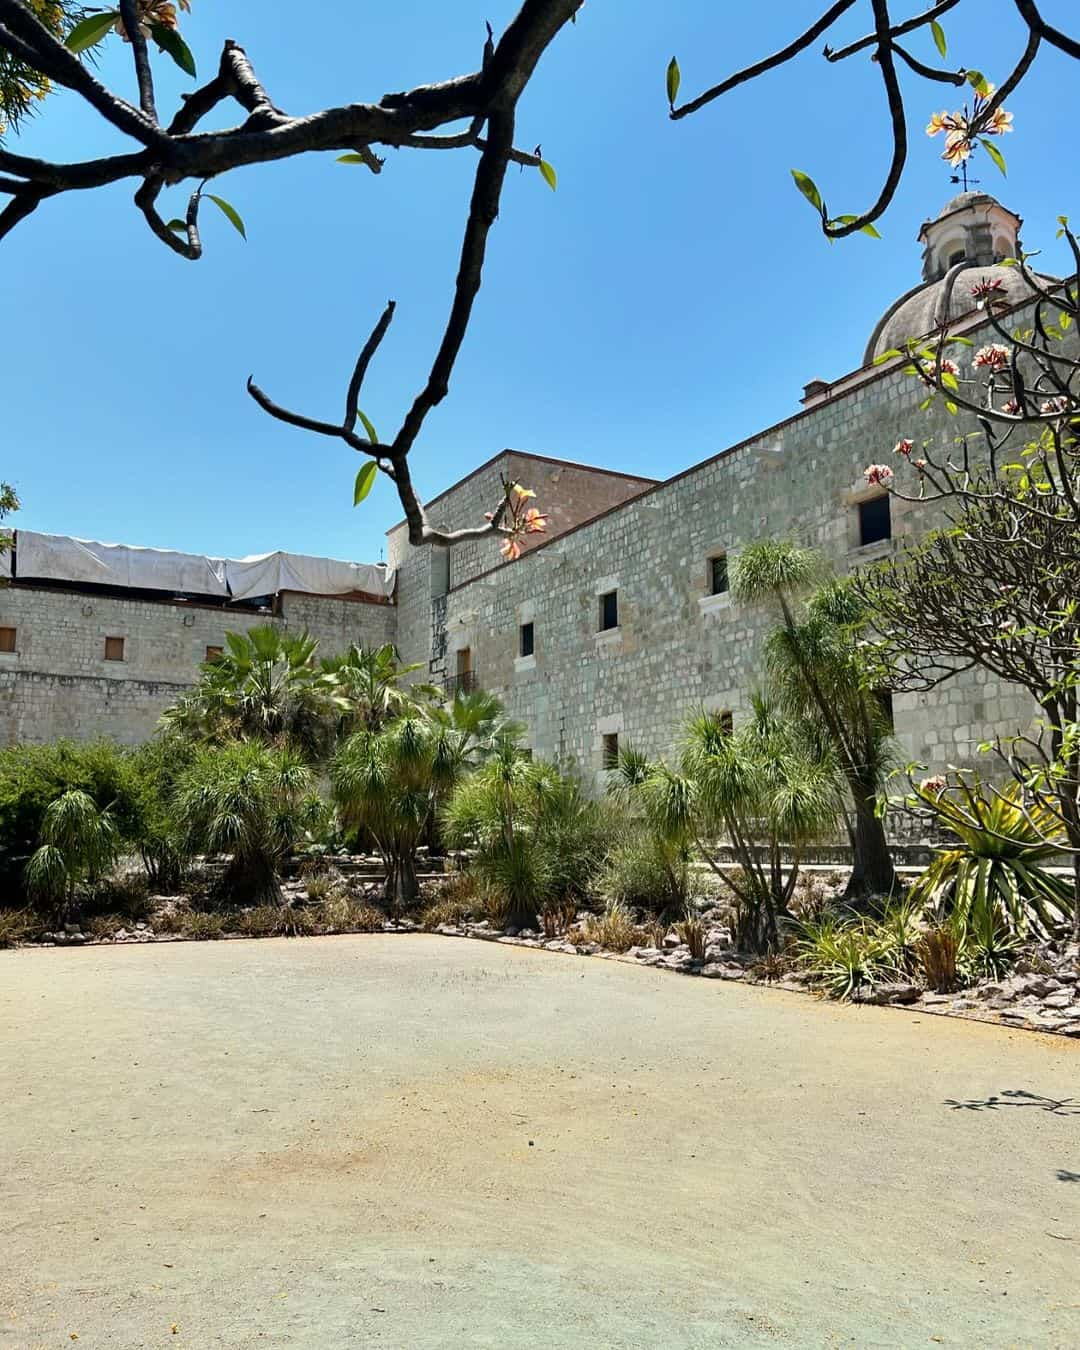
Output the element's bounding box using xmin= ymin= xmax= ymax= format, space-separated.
xmin=865 ymin=262 xmax=1039 ymax=364
xmin=863 ymin=191 xmax=1041 ymax=364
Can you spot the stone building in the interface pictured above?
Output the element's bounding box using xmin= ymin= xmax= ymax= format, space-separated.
xmin=0 ymin=192 xmax=1059 ymax=791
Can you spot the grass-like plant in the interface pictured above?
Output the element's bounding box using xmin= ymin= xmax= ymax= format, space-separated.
xmin=24 ymin=788 xmax=120 ymax=921
xmin=796 ymin=913 xmax=894 ymax=1000
xmin=182 ymin=911 xmax=227 ymax=940
xmin=675 ymin=908 xmax=708 ymax=960
xmin=574 ymin=899 xmax=640 ymax=953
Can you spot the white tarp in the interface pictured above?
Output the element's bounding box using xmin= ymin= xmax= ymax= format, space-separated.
xmin=225 ymin=551 xmax=394 ymax=600
xmin=15 ymin=530 xmax=230 ymax=596
xmin=12 ymin=530 xmax=394 ymax=600
xmin=0 ymin=532 xmax=12 ymax=578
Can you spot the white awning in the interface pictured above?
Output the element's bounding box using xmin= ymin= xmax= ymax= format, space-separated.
xmin=225 ymin=551 xmax=394 ymax=600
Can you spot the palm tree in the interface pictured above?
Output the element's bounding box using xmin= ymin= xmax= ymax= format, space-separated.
xmin=733 ymin=541 xmax=898 ymax=900
xmin=331 ymin=715 xmax=447 ymax=909
xmin=173 ymin=740 xmax=315 ymax=905
xmin=25 ymin=789 xmax=120 ymax=920
xmin=319 ymin=642 xmax=432 ymax=735
xmin=162 ymin=625 xmax=340 ymax=760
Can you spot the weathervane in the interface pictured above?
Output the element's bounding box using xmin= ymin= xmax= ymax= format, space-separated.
xmin=949 ymin=161 xmax=980 ymax=192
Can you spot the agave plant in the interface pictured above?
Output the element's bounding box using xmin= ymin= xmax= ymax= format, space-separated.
xmin=908 ymin=779 xmax=1072 ymax=941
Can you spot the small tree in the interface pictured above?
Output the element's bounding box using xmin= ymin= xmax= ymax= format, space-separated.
xmin=733 ymin=541 xmax=898 ymax=900
xmin=173 ymin=740 xmax=314 ymax=906
xmin=25 ymin=788 xmax=120 ymax=920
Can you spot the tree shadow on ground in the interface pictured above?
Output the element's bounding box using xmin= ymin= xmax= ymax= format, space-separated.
xmin=944 ymin=1089 xmax=1080 ymax=1116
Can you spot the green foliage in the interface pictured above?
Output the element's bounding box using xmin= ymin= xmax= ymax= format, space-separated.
xmin=665 ymin=55 xmax=680 ymax=108
xmin=182 ymin=910 xmax=227 ymax=940
xmin=596 ymin=832 xmax=690 ymax=914
xmin=675 ymin=907 xmax=707 ymax=960
xmin=25 ymin=789 xmax=120 ymax=916
xmin=353 ymin=459 xmax=378 ymax=505
xmin=796 ymin=913 xmax=895 ymax=1000
xmin=575 ymin=899 xmax=640 ymax=953
xmin=731 ymin=539 xmax=818 ymax=607
xmin=173 ymin=740 xmax=315 ymax=905
xmin=908 ymin=779 xmax=1073 ymax=940
xmin=239 ymin=903 xmax=318 ymax=938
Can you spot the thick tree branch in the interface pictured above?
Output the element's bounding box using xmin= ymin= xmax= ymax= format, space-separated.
xmin=118 ymin=0 xmax=158 ymax=123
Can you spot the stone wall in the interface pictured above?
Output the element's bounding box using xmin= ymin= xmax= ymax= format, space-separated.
xmin=0 ymin=584 xmax=396 ymax=745
xmin=434 ymin=355 xmax=1040 ymax=795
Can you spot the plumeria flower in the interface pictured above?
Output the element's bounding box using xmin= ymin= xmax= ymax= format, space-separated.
xmin=926 ymin=111 xmax=952 ymax=136
xmin=893 ymin=438 xmax=914 ymax=457
xmin=942 ymin=130 xmax=972 ymax=165
xmin=1040 ymin=395 xmax=1070 ymax=414
xmin=864 ymin=464 xmax=894 ymax=486
xmin=116 ymin=0 xmax=190 ymax=40
xmin=913 ymin=458 xmax=927 ymax=471
xmin=499 ymin=537 xmax=522 ymax=562
xmin=920 ymin=775 xmax=947 ymax=796
xmin=1002 ymin=398 xmax=1021 ymax=415
xmin=523 ymin=507 xmax=548 ymax=534
xmin=973 ymin=343 xmax=1011 ymax=371
xmin=511 ymin=483 xmax=536 ymax=501
xmin=971 ymin=278 xmax=1006 ymax=298
xmin=987 ymin=107 xmax=1012 ymax=134
xmin=935 ymin=358 xmax=960 ymax=377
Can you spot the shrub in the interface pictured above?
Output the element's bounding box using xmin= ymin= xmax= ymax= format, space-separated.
xmin=597 ymin=834 xmax=691 ymax=915
xmin=24 ymin=789 xmax=121 ymax=920
xmin=86 ymin=913 xmax=126 ymax=940
xmin=182 ymin=911 xmax=227 ymax=940
xmin=540 ymin=897 xmax=578 ymax=939
xmin=342 ymin=900 xmax=387 ymax=933
xmin=305 ymin=870 xmax=338 ymax=903
xmin=0 ymin=908 xmax=35 ymax=947
xmin=420 ymin=896 xmax=475 ymax=931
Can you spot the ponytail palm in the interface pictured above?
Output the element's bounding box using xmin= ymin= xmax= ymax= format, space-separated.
xmin=733 ymin=542 xmax=898 ymax=900
xmin=174 ymin=740 xmax=315 ymax=905
xmin=25 ymin=789 xmax=120 ymax=920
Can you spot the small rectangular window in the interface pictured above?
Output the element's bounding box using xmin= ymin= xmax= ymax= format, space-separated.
xmin=858 ymin=494 xmax=891 ymax=546
xmin=719 ymin=709 xmax=734 ymax=736
xmin=519 ymin=621 xmax=534 ymax=658
xmin=0 ymin=627 xmax=15 ymax=653
xmin=205 ymin=645 xmax=223 ymax=663
xmin=710 ymin=554 xmax=729 ymax=596
xmin=599 ymin=590 xmax=619 ymax=631
xmin=602 ymin=732 xmax=619 ymax=769
xmin=104 ymin=636 xmax=125 ymax=662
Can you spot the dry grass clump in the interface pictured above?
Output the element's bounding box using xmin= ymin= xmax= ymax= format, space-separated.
xmin=573 ymin=900 xmax=640 ymax=954
xmin=181 ymin=910 xmax=227 ymax=940
xmin=320 ymin=893 xmax=385 ymax=932
xmin=675 ymin=910 xmax=707 ymax=961
xmin=86 ymin=913 xmax=126 ymax=940
xmin=239 ymin=904 xmax=319 ymax=938
xmin=0 ymin=908 xmax=35 ymax=947
xmin=918 ymin=925 xmax=959 ymax=992
xmin=540 ymin=898 xmax=578 ymax=939
xmin=748 ymin=951 xmax=792 ymax=982
xmin=420 ymin=896 xmax=475 ymax=931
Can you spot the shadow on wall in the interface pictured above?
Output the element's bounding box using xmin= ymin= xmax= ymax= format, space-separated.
xmin=944 ymin=1089 xmax=1080 ymax=1117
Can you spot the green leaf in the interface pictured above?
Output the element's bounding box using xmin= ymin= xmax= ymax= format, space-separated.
xmin=666 ymin=56 xmax=681 ymax=108
xmin=833 ymin=213 xmax=882 ymax=239
xmin=966 ymin=68 xmax=990 ymax=96
xmin=336 ymin=153 xmax=369 ymax=165
xmin=149 ymin=21 xmax=196 ymax=77
xmin=945 ymin=400 xmax=958 ymax=416
xmin=791 ymin=169 xmax=823 ymax=214
xmin=931 ymin=20 xmax=947 ymax=58
xmin=980 ymin=137 xmax=1007 ymax=177
xmin=204 ymin=194 xmax=246 ymax=239
xmin=65 ymin=11 xmax=119 ymax=53
xmin=353 ymin=460 xmax=378 ymax=506
xmin=356 ymin=410 xmax=379 ymax=446
xmin=538 ymin=159 xmax=557 ymax=192
xmin=166 ymin=219 xmax=187 ymax=234
xmin=873 ymin=349 xmax=903 ymax=365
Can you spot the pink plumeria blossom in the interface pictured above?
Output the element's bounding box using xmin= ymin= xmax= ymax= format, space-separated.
xmin=499 ymin=537 xmax=522 ymax=562
xmin=893 ymin=438 xmax=914 ymax=457
xmin=920 ymin=775 xmax=947 ymax=796
xmin=914 ymin=458 xmax=927 ymax=472
xmin=1002 ymin=398 xmax=1021 ymax=415
xmin=973 ymin=343 xmax=1011 ymax=371
xmin=1040 ymin=395 xmax=1069 ymax=415
xmin=935 ymin=358 xmax=960 ymax=377
xmin=523 ymin=507 xmax=548 ymax=534
xmin=864 ymin=464 xmax=894 ymax=487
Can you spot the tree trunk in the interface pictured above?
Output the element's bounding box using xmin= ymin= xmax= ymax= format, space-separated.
xmin=383 ymin=852 xmax=419 ymax=914
xmin=844 ymin=787 xmax=896 ymax=904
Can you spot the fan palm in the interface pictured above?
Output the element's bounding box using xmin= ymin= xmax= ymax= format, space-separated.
xmin=319 ymin=642 xmax=431 ymax=735
xmin=173 ymin=740 xmax=315 ymax=905
xmin=161 ymin=625 xmax=340 ymax=760
xmin=733 ymin=541 xmax=898 ymax=900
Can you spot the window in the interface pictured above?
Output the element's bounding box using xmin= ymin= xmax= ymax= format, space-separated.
xmin=858 ymin=494 xmax=891 ymax=546
xmin=719 ymin=709 xmax=734 ymax=736
xmin=104 ymin=636 xmax=125 ymax=662
xmin=205 ymin=645 xmax=223 ymax=663
xmin=519 ymin=621 xmax=534 ymax=658
xmin=0 ymin=627 xmax=15 ymax=653
xmin=599 ymin=590 xmax=618 ymax=631
xmin=602 ymin=732 xmax=619 ymax=769
xmin=430 ymin=546 xmax=450 ymax=598
xmin=709 ymin=553 xmax=729 ymax=596
xmin=948 ymin=248 xmax=967 ymax=267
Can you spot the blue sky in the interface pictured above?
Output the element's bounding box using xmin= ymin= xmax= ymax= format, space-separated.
xmin=4 ymin=0 xmax=1076 ymax=562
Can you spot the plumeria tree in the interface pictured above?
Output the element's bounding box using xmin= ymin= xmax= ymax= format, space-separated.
xmin=855 ymin=218 xmax=1080 ymax=937
xmin=1 ymin=2 xmax=1076 ymax=550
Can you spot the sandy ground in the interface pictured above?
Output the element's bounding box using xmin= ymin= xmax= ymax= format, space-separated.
xmin=1 ymin=935 xmax=1079 ymax=1349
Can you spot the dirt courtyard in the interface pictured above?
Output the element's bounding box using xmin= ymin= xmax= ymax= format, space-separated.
xmin=2 ymin=935 xmax=1078 ymax=1348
